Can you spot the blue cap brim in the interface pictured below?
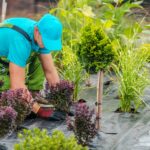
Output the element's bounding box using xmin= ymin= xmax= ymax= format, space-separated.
xmin=42 ymin=36 xmax=62 ymax=51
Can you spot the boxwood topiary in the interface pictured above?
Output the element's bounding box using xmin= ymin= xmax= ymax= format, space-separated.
xmin=76 ymin=23 xmax=114 ymax=73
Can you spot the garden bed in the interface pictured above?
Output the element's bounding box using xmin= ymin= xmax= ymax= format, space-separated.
xmin=0 ymin=74 xmax=150 ymax=150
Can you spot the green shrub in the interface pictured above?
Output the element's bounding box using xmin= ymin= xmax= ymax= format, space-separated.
xmin=59 ymin=46 xmax=87 ymax=101
xmin=14 ymin=128 xmax=87 ymax=150
xmin=112 ymin=39 xmax=150 ymax=112
xmin=76 ymin=23 xmax=114 ymax=73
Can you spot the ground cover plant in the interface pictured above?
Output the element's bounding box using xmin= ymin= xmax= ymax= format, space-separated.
xmin=67 ymin=103 xmax=97 ymax=146
xmin=14 ymin=128 xmax=87 ymax=150
xmin=0 ymin=89 xmax=32 ymax=126
xmin=44 ymin=80 xmax=74 ymax=112
xmin=0 ymin=106 xmax=17 ymax=137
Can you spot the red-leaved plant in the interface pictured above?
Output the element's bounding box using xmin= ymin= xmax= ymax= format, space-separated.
xmin=0 ymin=106 xmax=17 ymax=137
xmin=44 ymin=80 xmax=74 ymax=112
xmin=67 ymin=103 xmax=97 ymax=146
xmin=0 ymin=89 xmax=32 ymax=126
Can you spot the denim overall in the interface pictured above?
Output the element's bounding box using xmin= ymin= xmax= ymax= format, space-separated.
xmin=0 ymin=24 xmax=44 ymax=92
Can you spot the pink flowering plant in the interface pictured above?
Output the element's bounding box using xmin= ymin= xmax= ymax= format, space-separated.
xmin=44 ymin=80 xmax=74 ymax=112
xmin=0 ymin=89 xmax=32 ymax=126
xmin=0 ymin=106 xmax=17 ymax=137
xmin=67 ymin=103 xmax=97 ymax=146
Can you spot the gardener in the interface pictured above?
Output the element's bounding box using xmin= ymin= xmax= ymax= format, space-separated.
xmin=0 ymin=13 xmax=63 ymax=119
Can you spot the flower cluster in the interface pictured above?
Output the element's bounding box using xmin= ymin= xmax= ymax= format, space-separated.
xmin=67 ymin=103 xmax=97 ymax=146
xmin=0 ymin=89 xmax=32 ymax=126
xmin=0 ymin=106 xmax=17 ymax=137
xmin=44 ymin=80 xmax=74 ymax=112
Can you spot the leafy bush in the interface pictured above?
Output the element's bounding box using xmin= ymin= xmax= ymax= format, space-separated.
xmin=14 ymin=128 xmax=87 ymax=150
xmin=0 ymin=89 xmax=32 ymax=125
xmin=76 ymin=23 xmax=114 ymax=73
xmin=112 ymin=39 xmax=150 ymax=112
xmin=59 ymin=46 xmax=87 ymax=101
xmin=44 ymin=80 xmax=74 ymax=112
xmin=67 ymin=103 xmax=97 ymax=146
xmin=0 ymin=106 xmax=17 ymax=137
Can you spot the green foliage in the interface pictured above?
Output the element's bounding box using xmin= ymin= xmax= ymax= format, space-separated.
xmin=100 ymin=0 xmax=142 ymax=23
xmin=50 ymin=0 xmax=96 ymax=46
xmin=76 ymin=23 xmax=114 ymax=73
xmin=94 ymin=0 xmax=143 ymax=38
xmin=14 ymin=128 xmax=87 ymax=150
xmin=112 ymin=38 xmax=150 ymax=112
xmin=59 ymin=46 xmax=87 ymax=101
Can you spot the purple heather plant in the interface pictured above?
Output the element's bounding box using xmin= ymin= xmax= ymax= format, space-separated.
xmin=0 ymin=89 xmax=32 ymax=126
xmin=44 ymin=80 xmax=74 ymax=112
xmin=67 ymin=103 xmax=97 ymax=146
xmin=0 ymin=106 xmax=17 ymax=137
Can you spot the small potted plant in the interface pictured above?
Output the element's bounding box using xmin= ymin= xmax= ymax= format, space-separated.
xmin=0 ymin=106 xmax=17 ymax=137
xmin=67 ymin=103 xmax=97 ymax=146
xmin=44 ymin=80 xmax=74 ymax=112
xmin=0 ymin=89 xmax=32 ymax=126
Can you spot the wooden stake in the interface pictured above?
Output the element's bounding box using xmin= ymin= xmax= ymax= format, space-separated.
xmin=96 ymin=70 xmax=104 ymax=130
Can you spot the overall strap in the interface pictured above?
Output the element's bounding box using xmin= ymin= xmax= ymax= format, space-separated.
xmin=0 ymin=23 xmax=32 ymax=66
xmin=0 ymin=23 xmax=32 ymax=42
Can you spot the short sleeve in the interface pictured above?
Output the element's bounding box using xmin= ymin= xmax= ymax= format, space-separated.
xmin=7 ymin=36 xmax=31 ymax=68
xmin=39 ymin=48 xmax=51 ymax=54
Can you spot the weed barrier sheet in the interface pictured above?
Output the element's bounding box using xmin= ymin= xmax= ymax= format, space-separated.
xmin=0 ymin=74 xmax=150 ymax=150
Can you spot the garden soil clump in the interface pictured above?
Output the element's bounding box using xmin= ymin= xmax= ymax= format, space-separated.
xmin=0 ymin=73 xmax=150 ymax=150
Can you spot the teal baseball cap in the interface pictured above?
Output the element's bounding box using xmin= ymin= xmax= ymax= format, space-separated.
xmin=37 ymin=14 xmax=63 ymax=51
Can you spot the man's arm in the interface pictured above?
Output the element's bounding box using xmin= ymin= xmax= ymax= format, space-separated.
xmin=9 ymin=62 xmax=26 ymax=89
xmin=9 ymin=62 xmax=32 ymax=102
xmin=39 ymin=54 xmax=60 ymax=86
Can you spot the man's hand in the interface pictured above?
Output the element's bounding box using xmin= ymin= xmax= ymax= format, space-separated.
xmin=22 ymin=89 xmax=32 ymax=103
xmin=39 ymin=54 xmax=60 ymax=86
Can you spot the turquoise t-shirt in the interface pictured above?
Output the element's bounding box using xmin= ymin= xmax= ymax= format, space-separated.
xmin=0 ymin=17 xmax=50 ymax=67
